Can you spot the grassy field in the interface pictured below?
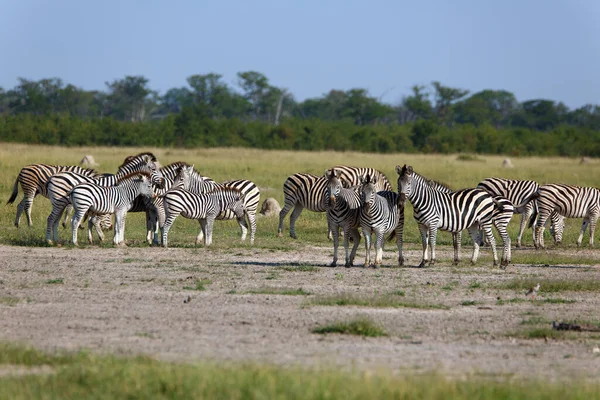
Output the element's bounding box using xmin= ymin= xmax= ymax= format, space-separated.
xmin=2 ymin=143 xmax=600 ymax=399
xmin=1 ymin=142 xmax=598 ymax=248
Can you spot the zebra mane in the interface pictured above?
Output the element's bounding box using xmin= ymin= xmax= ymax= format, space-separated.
xmin=165 ymin=161 xmax=192 ymax=170
xmin=115 ymin=170 xmax=152 ymax=184
xmin=426 ymin=178 xmax=453 ymax=191
xmin=207 ymin=186 xmax=243 ymax=196
xmin=119 ymin=152 xmax=157 ymax=167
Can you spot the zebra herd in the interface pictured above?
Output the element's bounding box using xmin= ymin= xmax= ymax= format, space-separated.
xmin=6 ymin=155 xmax=600 ymax=268
xmin=279 ymin=164 xmax=600 ymax=268
xmin=7 ymin=153 xmax=260 ymax=248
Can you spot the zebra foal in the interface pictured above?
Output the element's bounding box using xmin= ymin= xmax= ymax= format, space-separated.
xmin=325 ymin=168 xmax=362 ymax=267
xmin=396 ymin=164 xmax=500 ymax=268
xmin=161 ymin=187 xmax=247 ymax=248
xmin=358 ymin=174 xmax=404 ymax=267
xmin=70 ymin=172 xmax=156 ymax=246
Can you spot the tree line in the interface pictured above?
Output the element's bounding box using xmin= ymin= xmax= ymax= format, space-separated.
xmin=1 ymin=72 xmax=599 ymax=156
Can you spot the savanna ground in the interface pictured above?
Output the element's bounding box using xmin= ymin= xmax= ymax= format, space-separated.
xmin=1 ymin=143 xmax=600 ymax=398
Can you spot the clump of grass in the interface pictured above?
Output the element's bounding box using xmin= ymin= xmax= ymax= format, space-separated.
xmin=246 ymin=287 xmax=311 ymax=296
xmin=276 ymin=265 xmax=318 ymax=272
xmin=0 ymin=296 xmax=20 ymax=306
xmin=468 ymin=281 xmax=482 ymax=289
xmin=461 ymin=300 xmax=478 ymax=306
xmin=456 ymin=154 xmax=485 ymax=162
xmin=391 ymin=290 xmax=405 ymax=297
xmin=497 ymin=297 xmax=576 ymax=306
xmin=494 ymin=278 xmax=600 ymax=292
xmin=510 ymin=327 xmax=566 ymax=340
xmin=309 ymin=293 xmax=449 ymax=310
xmin=312 ymin=317 xmax=387 ymax=337
xmin=542 ymin=298 xmax=576 ymax=304
xmin=45 ymin=278 xmax=64 ymax=284
xmin=183 ymin=279 xmax=212 ymax=291
xmin=520 ymin=316 xmax=549 ymax=325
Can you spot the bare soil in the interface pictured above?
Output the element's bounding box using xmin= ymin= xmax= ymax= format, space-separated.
xmin=1 ymin=243 xmax=600 ymax=381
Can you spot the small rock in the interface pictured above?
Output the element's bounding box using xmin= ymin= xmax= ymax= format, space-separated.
xmin=593 ymin=347 xmax=600 ymax=354
xmin=183 ymin=295 xmax=191 ymax=304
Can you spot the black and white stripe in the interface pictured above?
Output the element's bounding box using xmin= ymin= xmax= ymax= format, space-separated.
xmin=7 ymin=164 xmax=100 ymax=227
xmin=278 ymin=166 xmax=393 ymax=239
xmin=529 ymin=183 xmax=600 ymax=248
xmin=161 ymin=187 xmax=247 ymax=247
xmin=325 ymin=168 xmax=362 ymax=267
xmin=45 ymin=153 xmax=163 ymax=244
xmin=396 ymin=164 xmax=500 ymax=267
xmin=70 ymin=171 xmax=156 ymax=246
xmin=358 ymin=174 xmax=404 ymax=267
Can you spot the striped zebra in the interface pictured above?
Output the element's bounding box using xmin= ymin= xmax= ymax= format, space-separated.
xmin=126 ymin=162 xmax=195 ymax=244
xmin=428 ymin=178 xmax=513 ymax=267
xmin=396 ymin=164 xmax=501 ymax=267
xmin=278 ymin=166 xmax=393 ymax=240
xmin=161 ymin=187 xmax=247 ymax=248
xmin=45 ymin=153 xmax=163 ymax=245
xmin=358 ymin=174 xmax=404 ymax=267
xmin=527 ymin=183 xmax=600 ymax=249
xmin=325 ymin=168 xmax=362 ymax=267
xmin=70 ymin=171 xmax=156 ymax=246
xmin=477 ymin=178 xmax=563 ymax=247
xmin=7 ymin=164 xmax=100 ymax=227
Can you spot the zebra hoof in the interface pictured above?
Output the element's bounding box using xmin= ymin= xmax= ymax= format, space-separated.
xmin=329 ymin=262 xmax=337 ymax=268
xmin=418 ymin=261 xmax=426 ymax=268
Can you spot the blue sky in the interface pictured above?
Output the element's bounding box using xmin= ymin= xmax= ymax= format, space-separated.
xmin=1 ymin=0 xmax=599 ymax=108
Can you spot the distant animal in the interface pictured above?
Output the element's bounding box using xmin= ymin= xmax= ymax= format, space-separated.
xmin=79 ymin=155 xmax=99 ymax=167
xmin=278 ymin=166 xmax=392 ymax=240
xmin=502 ymin=158 xmax=513 ymax=168
xmin=525 ymin=284 xmax=540 ymax=300
xmin=260 ymin=197 xmax=281 ymax=217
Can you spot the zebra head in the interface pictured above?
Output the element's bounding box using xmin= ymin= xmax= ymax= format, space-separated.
xmin=135 ymin=174 xmax=156 ymax=199
xmin=325 ymin=168 xmax=343 ymax=206
xmin=119 ymin=153 xmax=165 ymax=189
xmin=395 ymin=164 xmax=413 ymax=200
xmin=173 ymin=164 xmax=194 ymax=191
xmin=360 ymin=174 xmax=378 ymax=211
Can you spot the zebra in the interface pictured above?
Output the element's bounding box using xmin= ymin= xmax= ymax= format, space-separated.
xmin=526 ymin=183 xmax=600 ymax=249
xmin=45 ymin=152 xmax=163 ymax=245
xmin=278 ymin=166 xmax=393 ymax=240
xmin=161 ymin=187 xmax=247 ymax=248
xmin=477 ymin=177 xmax=563 ymax=247
xmin=427 ymin=178 xmax=513 ymax=267
xmin=70 ymin=171 xmax=156 ymax=246
xmin=358 ymin=174 xmax=404 ymax=267
xmin=126 ymin=162 xmax=195 ymax=244
xmin=324 ymin=168 xmax=362 ymax=267
xmin=396 ymin=164 xmax=501 ymax=268
xmin=7 ymin=164 xmax=100 ymax=227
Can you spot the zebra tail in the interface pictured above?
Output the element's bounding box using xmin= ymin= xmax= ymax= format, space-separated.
xmin=527 ymin=204 xmax=538 ymax=229
xmin=6 ymin=177 xmax=19 ymax=204
xmin=386 ymin=230 xmax=396 ymax=242
xmin=513 ymin=191 xmax=539 ymax=210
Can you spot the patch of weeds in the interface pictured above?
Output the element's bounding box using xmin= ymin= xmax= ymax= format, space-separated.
xmin=494 ymin=278 xmax=600 ymax=293
xmin=134 ymin=332 xmax=157 ymax=339
xmin=0 ymin=296 xmax=20 ymax=306
xmin=246 ymin=287 xmax=311 ymax=296
xmin=456 ymin=154 xmax=485 ymax=162
xmin=511 ymin=327 xmax=566 ymax=340
xmin=183 ymin=279 xmax=212 ymax=291
xmin=265 ymin=273 xmax=279 ymax=280
xmin=84 ymin=280 xmax=90 ymax=288
xmin=468 ymin=281 xmax=482 ymax=289
xmin=312 ymin=317 xmax=387 ymax=337
xmin=226 ymin=290 xmax=237 ymax=294
xmin=461 ymin=300 xmax=478 ymax=306
xmin=335 ymin=273 xmax=343 ymax=280
xmin=45 ymin=278 xmax=64 ymax=284
xmin=391 ymin=290 xmax=405 ymax=297
xmin=520 ymin=316 xmax=550 ymax=325
xmin=122 ymin=258 xmax=138 ymax=264
xmin=542 ymin=298 xmax=576 ymax=304
xmin=309 ymin=293 xmax=449 ymax=310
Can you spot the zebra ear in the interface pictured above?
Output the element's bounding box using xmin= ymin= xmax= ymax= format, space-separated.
xmin=372 ymin=175 xmax=378 ymax=184
xmin=325 ymin=169 xmax=333 ymax=179
xmin=360 ymin=174 xmax=368 ymax=184
xmin=407 ymin=165 xmax=413 ymax=174
xmin=395 ymin=165 xmax=403 ymax=175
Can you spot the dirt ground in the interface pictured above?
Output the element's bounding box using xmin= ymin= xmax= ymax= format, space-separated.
xmin=1 ymin=242 xmax=600 ymax=381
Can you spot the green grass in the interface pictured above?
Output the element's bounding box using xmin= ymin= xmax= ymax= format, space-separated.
xmin=0 ymin=296 xmax=20 ymax=306
xmin=183 ymin=279 xmax=212 ymax=291
xmin=312 ymin=317 xmax=387 ymax=337
xmin=460 ymin=300 xmax=479 ymax=306
xmin=245 ymin=287 xmax=311 ymax=296
xmin=497 ymin=297 xmax=576 ymax=305
xmin=494 ymin=278 xmax=600 ymax=292
xmin=308 ymin=293 xmax=449 ymax=310
xmin=45 ymin=278 xmax=64 ymax=284
xmin=276 ymin=265 xmax=319 ymax=272
xmin=1 ymin=342 xmax=600 ymax=399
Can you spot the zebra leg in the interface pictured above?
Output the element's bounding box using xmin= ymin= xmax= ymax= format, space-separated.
xmin=288 ymin=204 xmax=304 ymax=239
xmin=428 ymin=226 xmax=438 ymax=266
xmin=113 ymin=210 xmax=126 ymax=246
xmin=16 ymin=189 xmax=36 ymax=228
xmin=88 ymin=216 xmax=105 ymax=244
xmin=346 ymin=227 xmax=361 ymax=267
xmin=330 ymin=222 xmax=339 ymax=267
xmin=517 ymin=203 xmax=534 ymax=247
xmin=71 ymin=210 xmax=86 ymax=246
xmin=362 ymin=227 xmax=372 ymax=267
xmin=161 ymin=211 xmax=179 ymax=249
xmin=204 ymin=216 xmax=215 ymax=246
xmin=589 ymin=214 xmax=599 ymax=247
xmin=417 ymin=224 xmax=429 ymax=268
xmin=46 ymin=202 xmax=68 ymax=245
xmin=62 ymin=205 xmax=73 ymax=228
xmin=278 ymin=198 xmax=296 ymax=238
xmin=374 ymin=230 xmax=385 ymax=267
xmin=247 ymin=210 xmax=257 ymax=245
xmin=550 ymin=212 xmax=564 ymax=245
xmin=577 ymin=217 xmax=590 ymax=247
xmin=494 ymin=220 xmax=511 ymax=268
xmin=395 ymin=223 xmax=404 ymax=267
xmin=452 ymin=232 xmax=462 ymax=265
